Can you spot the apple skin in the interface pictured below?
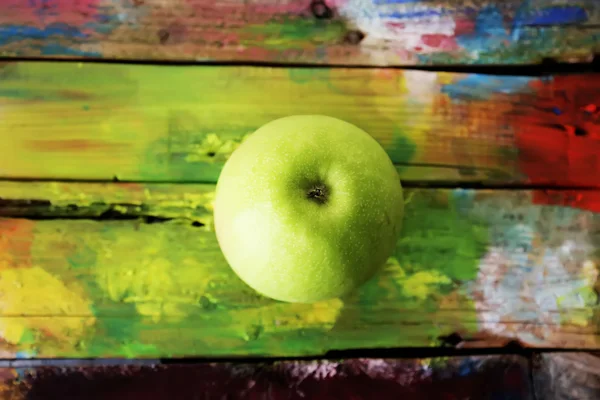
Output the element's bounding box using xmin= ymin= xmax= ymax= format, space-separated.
xmin=214 ymin=115 xmax=404 ymax=303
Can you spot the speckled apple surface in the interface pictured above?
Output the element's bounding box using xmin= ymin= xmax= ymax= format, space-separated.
xmin=214 ymin=115 xmax=404 ymax=303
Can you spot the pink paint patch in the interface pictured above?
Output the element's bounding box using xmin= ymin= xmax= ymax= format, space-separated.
xmin=324 ymin=0 xmax=350 ymax=8
xmin=421 ymin=34 xmax=458 ymax=50
xmin=1 ymin=0 xmax=101 ymax=27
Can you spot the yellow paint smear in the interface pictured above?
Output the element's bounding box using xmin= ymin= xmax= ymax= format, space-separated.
xmin=402 ymin=271 xmax=452 ymax=300
xmin=239 ymin=298 xmax=344 ymax=339
xmin=96 ymin=248 xmax=343 ymax=330
xmin=389 ymin=258 xmax=452 ymax=302
xmin=96 ymin=250 xmax=220 ymax=322
xmin=0 ymin=267 xmax=94 ymax=345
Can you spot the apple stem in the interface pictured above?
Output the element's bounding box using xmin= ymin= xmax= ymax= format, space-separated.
xmin=307 ymin=184 xmax=329 ymax=205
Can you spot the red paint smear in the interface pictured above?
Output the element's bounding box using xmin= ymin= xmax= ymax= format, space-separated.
xmin=583 ymin=103 xmax=598 ymax=114
xmin=386 ymin=21 xmax=406 ymax=31
xmin=185 ymin=0 xmax=308 ymax=17
xmin=0 ymin=219 xmax=35 ymax=269
xmin=26 ymin=139 xmax=125 ymax=152
xmin=532 ymin=190 xmax=600 ymax=213
xmin=453 ymin=18 xmax=476 ymax=36
xmin=0 ymin=0 xmax=101 ymax=27
xmin=513 ymin=74 xmax=600 ymax=189
xmin=421 ymin=34 xmax=458 ymax=50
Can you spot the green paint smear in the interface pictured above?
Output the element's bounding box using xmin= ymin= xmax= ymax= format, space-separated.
xmin=288 ymin=68 xmax=331 ymax=84
xmin=241 ymin=18 xmax=346 ymax=50
xmin=138 ymin=111 xmax=252 ymax=182
xmin=331 ymin=190 xmax=487 ymax=345
xmin=395 ymin=190 xmax=489 ymax=281
xmin=21 ymin=189 xmax=488 ymax=358
xmin=0 ymin=63 xmax=137 ymax=101
xmin=388 ymin=128 xmax=417 ymax=166
xmin=87 ymin=317 xmax=160 ymax=358
xmin=18 ymin=328 xmax=36 ymax=346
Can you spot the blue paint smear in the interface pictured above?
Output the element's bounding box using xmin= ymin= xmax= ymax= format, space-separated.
xmin=380 ymin=9 xmax=444 ymax=19
xmin=0 ymin=23 xmax=88 ymax=46
xmin=379 ymin=2 xmax=478 ymax=19
xmin=83 ymin=11 xmax=123 ymax=35
xmin=40 ymin=43 xmax=102 ymax=57
xmin=457 ymin=358 xmax=479 ymax=377
xmin=475 ymin=5 xmax=506 ymax=37
xmin=520 ymin=6 xmax=588 ymax=26
xmin=452 ymin=189 xmax=476 ymax=216
xmin=510 ymin=0 xmax=531 ymax=41
xmin=441 ymin=74 xmax=534 ymax=101
xmin=456 ymin=5 xmax=510 ymax=52
xmin=15 ymin=351 xmax=32 ymax=359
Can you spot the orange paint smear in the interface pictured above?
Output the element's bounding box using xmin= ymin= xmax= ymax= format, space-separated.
xmin=0 ymin=219 xmax=34 ymax=269
xmin=26 ymin=139 xmax=124 ymax=152
xmin=427 ymin=93 xmax=515 ymax=171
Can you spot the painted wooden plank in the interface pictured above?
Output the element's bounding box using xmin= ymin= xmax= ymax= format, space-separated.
xmin=1 ymin=62 xmax=599 ymax=187
xmin=0 ymin=356 xmax=533 ymax=400
xmin=0 ymin=182 xmax=599 ymax=357
xmin=532 ymin=352 xmax=600 ymax=399
xmin=0 ymin=0 xmax=598 ymax=66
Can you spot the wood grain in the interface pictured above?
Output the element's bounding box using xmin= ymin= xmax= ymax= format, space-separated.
xmin=0 ymin=181 xmax=599 ymax=358
xmin=0 ymin=356 xmax=533 ymax=400
xmin=0 ymin=0 xmax=598 ymax=66
xmin=1 ymin=62 xmax=599 ymax=187
xmin=532 ymin=352 xmax=600 ymax=400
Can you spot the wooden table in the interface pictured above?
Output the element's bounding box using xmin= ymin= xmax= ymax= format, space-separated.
xmin=0 ymin=1 xmax=599 ymax=399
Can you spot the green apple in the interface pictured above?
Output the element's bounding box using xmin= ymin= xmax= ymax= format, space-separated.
xmin=214 ymin=115 xmax=404 ymax=303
